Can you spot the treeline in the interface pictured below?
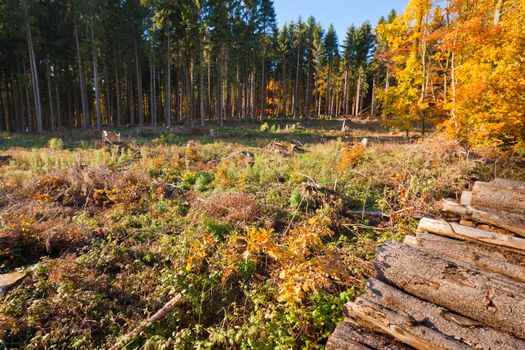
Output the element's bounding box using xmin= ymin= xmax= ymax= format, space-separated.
xmin=378 ymin=0 xmax=525 ymax=147
xmin=0 ymin=0 xmax=386 ymax=134
xmin=1 ymin=0 xmax=524 ymax=147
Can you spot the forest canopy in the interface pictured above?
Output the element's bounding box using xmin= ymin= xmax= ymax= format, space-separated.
xmin=0 ymin=0 xmax=524 ymax=148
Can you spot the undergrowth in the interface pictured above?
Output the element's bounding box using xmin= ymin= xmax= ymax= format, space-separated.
xmin=1 ymin=124 xmax=523 ymax=349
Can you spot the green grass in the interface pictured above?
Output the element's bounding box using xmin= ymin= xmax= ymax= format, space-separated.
xmin=0 ymin=122 xmax=523 ymax=349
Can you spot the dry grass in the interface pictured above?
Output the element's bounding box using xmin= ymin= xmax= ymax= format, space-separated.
xmin=199 ymin=192 xmax=266 ymax=227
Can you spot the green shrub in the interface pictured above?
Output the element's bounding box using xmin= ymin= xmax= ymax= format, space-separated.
xmin=194 ymin=171 xmax=215 ymax=192
xmin=260 ymin=122 xmax=270 ymax=132
xmin=289 ymin=188 xmax=303 ymax=209
xmin=48 ymin=138 xmax=64 ymax=150
xmin=180 ymin=171 xmax=199 ymax=190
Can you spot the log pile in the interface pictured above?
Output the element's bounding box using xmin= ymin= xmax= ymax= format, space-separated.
xmin=327 ymin=178 xmax=525 ymax=350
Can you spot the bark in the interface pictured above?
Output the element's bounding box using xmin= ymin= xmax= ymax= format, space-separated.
xmin=405 ymin=233 xmax=525 ymax=283
xmin=418 ymin=217 xmax=525 ymax=252
xmin=293 ymin=41 xmax=301 ymax=119
xmin=91 ymin=20 xmax=102 ymax=130
xmin=165 ymin=32 xmax=172 ymax=126
xmin=128 ymin=69 xmax=134 ymax=125
xmin=55 ymin=81 xmax=61 ymax=128
xmin=114 ymin=48 xmax=121 ymax=126
xmin=45 ymin=54 xmax=55 ymax=130
xmin=375 ymin=241 xmax=525 ymax=339
xmin=465 ymin=182 xmax=525 ymax=217
xmin=326 ymin=320 xmax=411 ymax=350
xmin=260 ymin=49 xmax=266 ymax=120
xmin=199 ymin=38 xmax=205 ymax=127
xmin=493 ymin=178 xmax=525 ymax=190
xmin=24 ymin=0 xmax=43 ymax=133
xmin=442 ymin=199 xmax=525 ymax=237
xmin=347 ymin=278 xmax=525 ymax=350
xmin=134 ymin=38 xmax=144 ymax=127
xmin=305 ymin=52 xmax=312 ymax=119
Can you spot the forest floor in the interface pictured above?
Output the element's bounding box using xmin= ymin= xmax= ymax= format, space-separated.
xmin=1 ymin=119 xmax=524 ymax=349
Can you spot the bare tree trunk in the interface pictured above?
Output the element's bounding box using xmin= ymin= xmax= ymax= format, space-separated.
xmin=165 ymin=32 xmax=172 ymax=126
xmin=91 ymin=20 xmax=102 ymax=130
xmin=293 ymin=42 xmax=301 ymax=119
xmin=494 ymin=0 xmax=503 ymax=25
xmin=113 ymin=48 xmax=121 ymax=126
xmin=22 ymin=63 xmax=33 ymax=131
xmin=104 ymin=65 xmax=110 ymax=125
xmin=217 ymin=50 xmax=223 ymax=127
xmin=355 ymin=70 xmax=362 ymax=117
xmin=305 ymin=54 xmax=312 ymax=119
xmin=55 ymin=81 xmax=61 ymax=128
xmin=24 ymin=0 xmax=43 ymax=133
xmin=343 ymin=68 xmax=349 ymax=116
xmin=199 ymin=39 xmax=205 ymax=127
xmin=129 ymin=69 xmax=134 ymax=125
xmin=260 ymin=49 xmax=266 ymax=120
xmin=326 ymin=64 xmax=332 ymax=116
xmin=45 ymin=54 xmax=54 ymax=130
xmin=134 ymin=37 xmax=144 ymax=127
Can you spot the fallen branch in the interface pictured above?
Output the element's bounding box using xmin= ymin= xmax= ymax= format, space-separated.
xmin=109 ymin=293 xmax=183 ymax=350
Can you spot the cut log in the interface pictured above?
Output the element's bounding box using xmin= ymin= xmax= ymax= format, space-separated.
xmin=467 ymin=182 xmax=525 ymax=216
xmin=347 ymin=298 xmax=470 ymax=350
xmin=418 ymin=217 xmax=525 ymax=253
xmin=405 ymin=233 xmax=525 ymax=283
xmin=493 ymin=178 xmax=525 ymax=190
xmin=353 ymin=278 xmax=525 ymax=350
xmin=442 ymin=200 xmax=525 ymax=238
xmin=326 ymin=321 xmax=412 ymax=350
xmin=375 ymin=241 xmax=525 ymax=340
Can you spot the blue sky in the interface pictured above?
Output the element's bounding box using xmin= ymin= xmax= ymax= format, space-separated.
xmin=274 ymin=0 xmax=408 ymax=40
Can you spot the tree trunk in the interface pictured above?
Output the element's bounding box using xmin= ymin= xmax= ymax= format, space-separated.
xmin=260 ymin=49 xmax=266 ymax=120
xmin=355 ymin=71 xmax=362 ymax=117
xmin=45 ymin=54 xmax=54 ymax=130
xmin=326 ymin=64 xmax=332 ymax=116
xmin=91 ymin=20 xmax=102 ymax=130
xmin=442 ymin=199 xmax=525 ymax=237
xmin=217 ymin=51 xmax=223 ymax=127
xmin=135 ymin=37 xmax=144 ymax=127
xmin=418 ymin=217 xmax=525 ymax=252
xmin=22 ymin=63 xmax=33 ymax=131
xmin=128 ymin=69 xmax=134 ymax=125
xmin=114 ymin=48 xmax=121 ymax=126
xmin=375 ymin=241 xmax=525 ymax=340
xmin=346 ymin=278 xmax=525 ymax=350
xmin=199 ymin=38 xmax=205 ymax=127
xmin=24 ymin=0 xmax=43 ymax=133
xmin=405 ymin=233 xmax=525 ymax=283
xmin=165 ymin=32 xmax=172 ymax=126
xmin=327 ymin=321 xmax=411 ymax=350
xmin=55 ymin=81 xmax=61 ymax=128
xmin=305 ymin=53 xmax=312 ymax=119
xmin=293 ymin=42 xmax=301 ymax=119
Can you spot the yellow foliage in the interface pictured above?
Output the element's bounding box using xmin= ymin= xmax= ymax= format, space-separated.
xmin=218 ymin=215 xmax=346 ymax=304
xmin=337 ymin=144 xmax=364 ymax=171
xmin=379 ymin=0 xmax=525 ymax=146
